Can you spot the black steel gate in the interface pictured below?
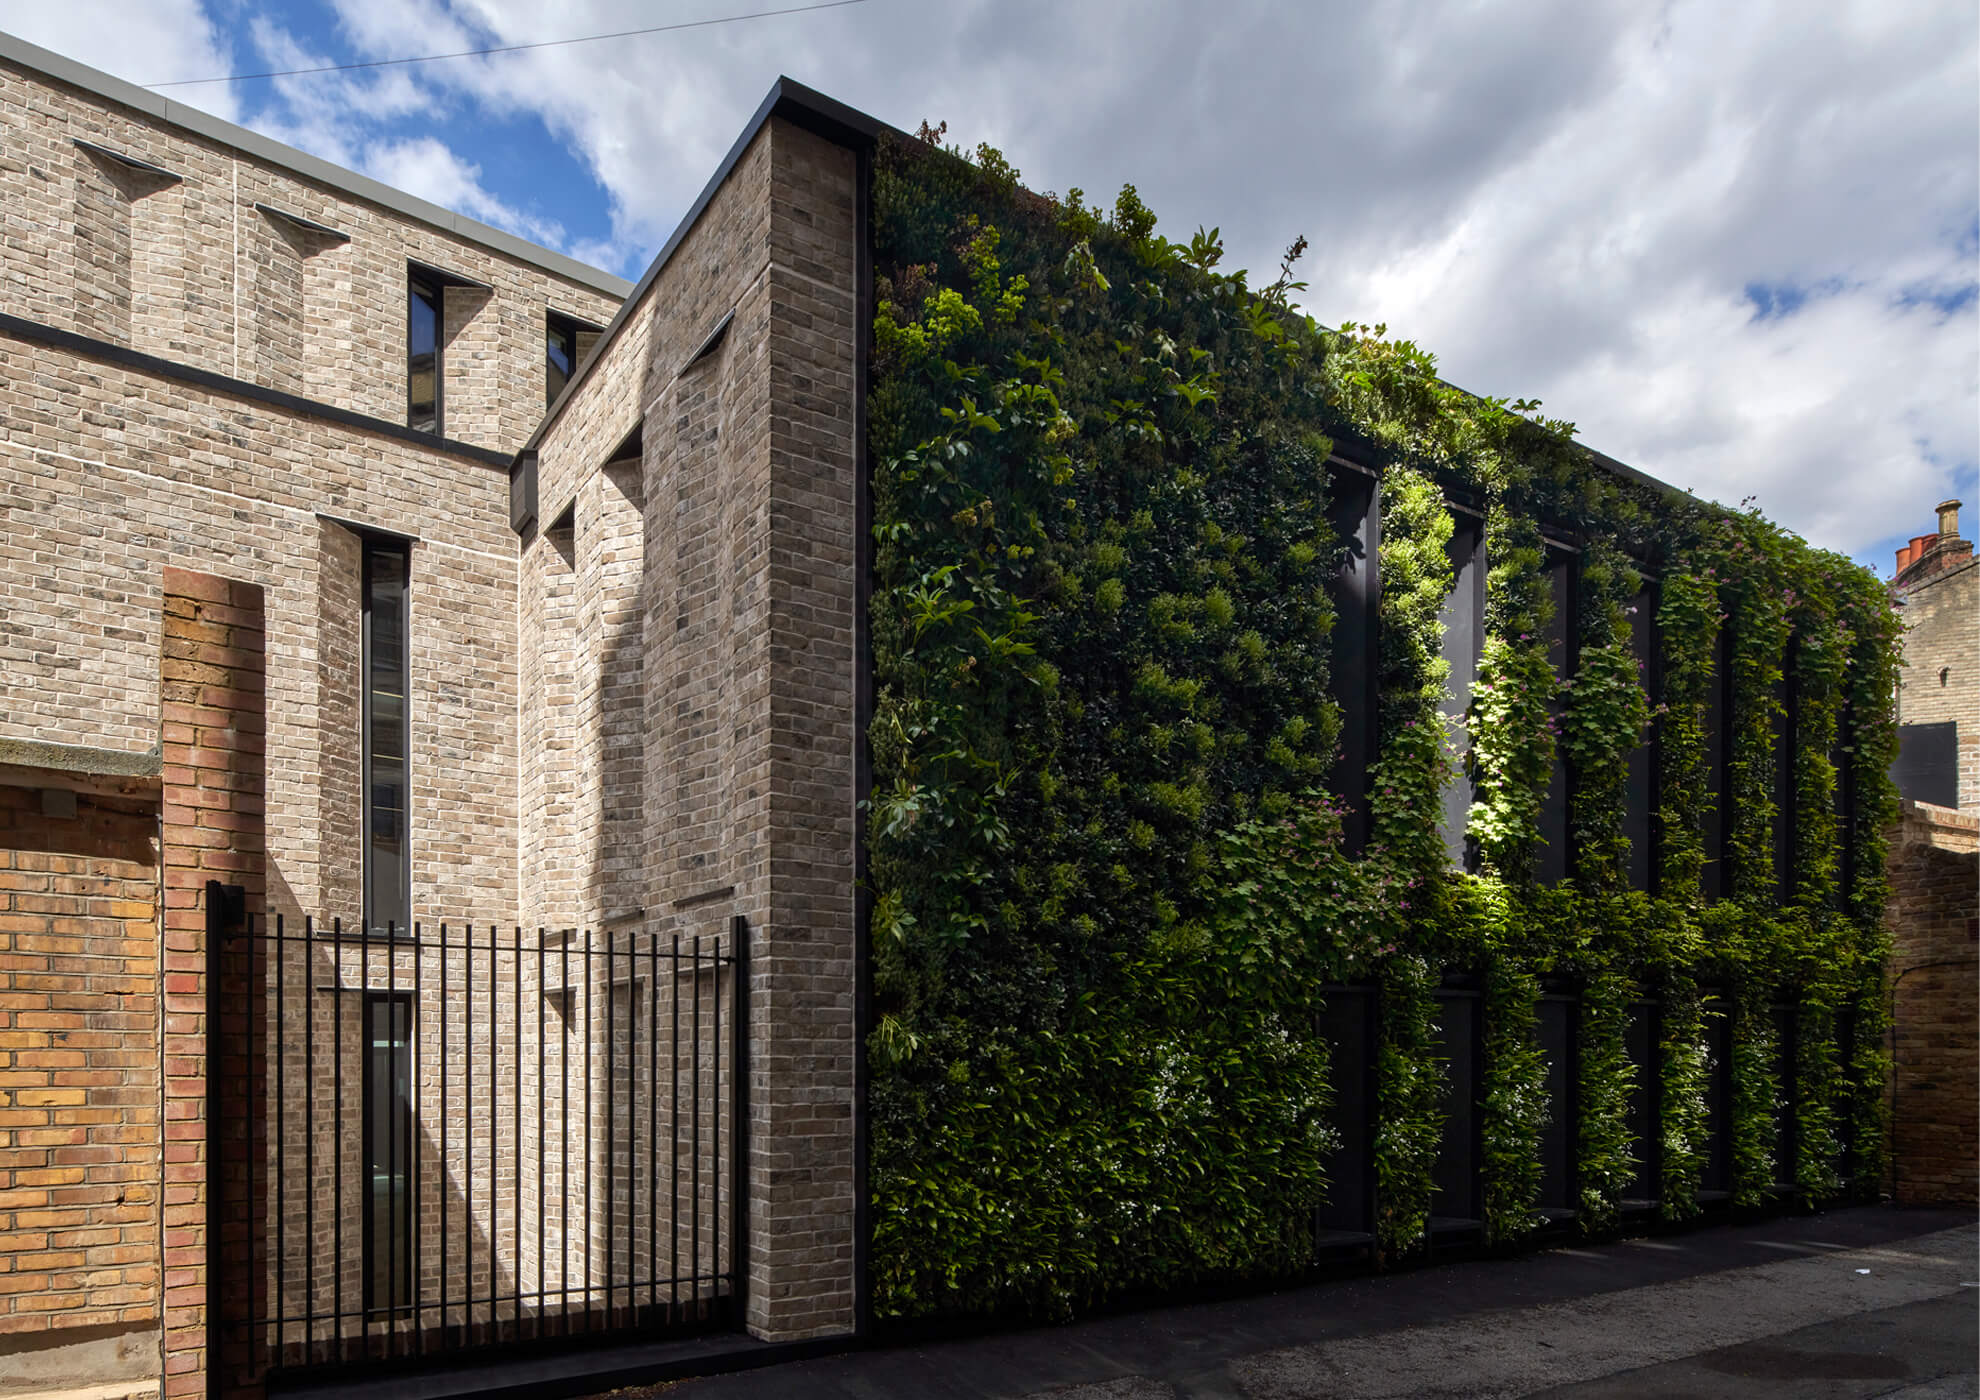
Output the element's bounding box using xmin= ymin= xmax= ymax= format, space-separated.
xmin=210 ymin=903 xmax=746 ymax=1381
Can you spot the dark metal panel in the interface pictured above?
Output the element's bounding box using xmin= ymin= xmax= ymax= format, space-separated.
xmin=1537 ymin=544 xmax=1579 ymax=885
xmin=1891 ymin=721 xmax=1958 ymax=808
xmin=1772 ymin=1002 xmax=1799 ymax=1189
xmin=1701 ymin=629 xmax=1732 ymax=901
xmin=1774 ymin=640 xmax=1799 ymax=899
xmin=1700 ymin=998 xmax=1734 ymax=1197
xmin=1622 ymin=1000 xmax=1661 ymax=1205
xmin=1624 ymin=580 xmax=1659 ymax=893
xmin=1315 ymin=985 xmax=1377 ymax=1240
xmin=1536 ymin=994 xmax=1576 ymax=1213
xmin=1430 ymin=987 xmax=1482 ymax=1225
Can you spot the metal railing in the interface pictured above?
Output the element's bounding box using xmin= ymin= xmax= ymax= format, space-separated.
xmin=210 ymin=908 xmax=746 ymax=1377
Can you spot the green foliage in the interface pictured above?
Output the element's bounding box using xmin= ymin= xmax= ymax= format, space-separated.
xmin=866 ymin=130 xmax=1900 ymax=1320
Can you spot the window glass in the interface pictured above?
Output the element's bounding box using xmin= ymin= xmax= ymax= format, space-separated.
xmin=363 ymin=993 xmax=412 ymax=1311
xmin=546 ymin=315 xmax=577 ymax=406
xmin=363 ymin=542 xmax=409 ymax=935
xmin=546 ymin=311 xmax=602 ymax=407
xmin=408 ymin=275 xmax=441 ymax=433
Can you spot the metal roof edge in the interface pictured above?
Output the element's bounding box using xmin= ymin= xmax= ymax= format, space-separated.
xmin=0 ymin=29 xmax=633 ymax=299
xmin=516 ymin=76 xmax=890 ymax=460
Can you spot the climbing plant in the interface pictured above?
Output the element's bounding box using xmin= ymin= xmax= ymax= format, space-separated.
xmin=865 ymin=130 xmax=1900 ymax=1320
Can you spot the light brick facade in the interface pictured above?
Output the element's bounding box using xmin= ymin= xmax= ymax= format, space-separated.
xmin=1892 ymin=500 xmax=1977 ymax=811
xmin=1 ymin=32 xmax=866 ymax=1397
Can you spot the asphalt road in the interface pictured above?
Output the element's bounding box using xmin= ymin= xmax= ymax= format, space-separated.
xmin=625 ymin=1207 xmax=1976 ymax=1400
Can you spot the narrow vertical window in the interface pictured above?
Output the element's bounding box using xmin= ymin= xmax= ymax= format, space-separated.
xmin=1623 ymin=574 xmax=1659 ymax=892
xmin=407 ymin=270 xmax=442 ymax=433
xmin=1327 ymin=464 xmax=1380 ymax=854
xmin=363 ymin=540 xmax=410 ymax=936
xmin=1701 ymin=628 xmax=1732 ymax=901
xmin=1773 ymin=638 xmax=1799 ymax=900
xmin=363 ymin=992 xmax=413 ymax=1311
xmin=1537 ymin=539 xmax=1578 ymax=885
xmin=545 ymin=310 xmax=602 ymax=407
xmin=1437 ymin=509 xmax=1485 ymax=868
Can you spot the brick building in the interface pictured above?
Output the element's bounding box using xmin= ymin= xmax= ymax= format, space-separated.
xmin=0 ymin=27 xmax=1925 ymax=1400
xmin=1883 ymin=503 xmax=1978 ymax=1207
xmin=1890 ymin=499 xmax=1976 ymax=810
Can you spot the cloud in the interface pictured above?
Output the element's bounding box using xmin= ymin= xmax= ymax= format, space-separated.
xmin=0 ymin=0 xmax=241 ymax=120
xmin=8 ymin=0 xmax=1973 ymax=565
xmin=362 ymin=134 xmax=566 ymax=248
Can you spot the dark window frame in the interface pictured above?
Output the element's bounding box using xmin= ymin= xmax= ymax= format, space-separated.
xmin=1438 ymin=506 xmax=1486 ymax=871
xmin=1537 ymin=536 xmax=1580 ymax=886
xmin=1624 ymin=571 xmax=1661 ymax=893
xmin=407 ymin=268 xmax=443 ymax=434
xmin=1327 ymin=459 xmax=1382 ymax=855
xmin=1773 ymin=635 xmax=1800 ymax=900
xmin=362 ymin=539 xmax=411 ymax=938
xmin=362 ymin=990 xmax=414 ymax=1314
xmin=1701 ymin=627 xmax=1734 ymax=901
xmin=545 ymin=308 xmax=603 ymax=409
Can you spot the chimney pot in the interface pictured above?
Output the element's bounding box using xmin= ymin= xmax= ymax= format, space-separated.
xmin=1936 ymin=499 xmax=1961 ymax=538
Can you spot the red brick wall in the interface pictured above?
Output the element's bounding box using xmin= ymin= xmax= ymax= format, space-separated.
xmin=0 ymin=784 xmax=160 ymax=1337
xmin=1887 ymin=800 xmax=1979 ymax=1206
xmin=157 ymin=567 xmax=266 ymax=1399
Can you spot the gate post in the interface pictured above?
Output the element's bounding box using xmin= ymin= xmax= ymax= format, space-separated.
xmin=158 ymin=569 xmax=266 ymax=1399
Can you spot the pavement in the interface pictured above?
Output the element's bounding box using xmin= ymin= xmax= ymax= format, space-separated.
xmin=614 ymin=1206 xmax=1977 ymax=1399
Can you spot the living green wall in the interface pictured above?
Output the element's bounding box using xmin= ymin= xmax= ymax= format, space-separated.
xmin=864 ymin=131 xmax=1902 ymax=1322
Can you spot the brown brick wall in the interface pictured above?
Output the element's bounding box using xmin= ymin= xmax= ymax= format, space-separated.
xmin=151 ymin=567 xmax=267 ymax=1399
xmin=0 ymin=57 xmax=622 ymax=456
xmin=0 ymin=334 xmax=522 ymax=925
xmin=517 ymin=115 xmax=861 ymax=1341
xmin=0 ymin=784 xmax=160 ymax=1340
xmin=1886 ymin=799 xmax=1978 ymax=1206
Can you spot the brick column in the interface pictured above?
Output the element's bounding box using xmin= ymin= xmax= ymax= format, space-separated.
xmin=1886 ymin=799 xmax=1979 ymax=1206
xmin=157 ymin=568 xmax=266 ymax=1399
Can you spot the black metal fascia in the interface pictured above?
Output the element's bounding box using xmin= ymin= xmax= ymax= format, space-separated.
xmin=409 ymin=257 xmax=494 ymax=292
xmin=73 ymin=136 xmax=181 ymax=183
xmin=515 ymin=77 xmax=888 ymax=465
xmin=315 ymin=512 xmax=420 ymax=545
xmin=0 ymin=312 xmax=512 ymax=468
xmin=255 ymin=201 xmax=352 ymax=243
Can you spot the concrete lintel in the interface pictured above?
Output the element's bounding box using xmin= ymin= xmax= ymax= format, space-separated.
xmin=0 ymin=738 xmax=164 ymax=800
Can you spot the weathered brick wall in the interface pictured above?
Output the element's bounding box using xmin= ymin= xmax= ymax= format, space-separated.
xmin=0 ymin=336 xmax=521 ymax=925
xmin=753 ymin=120 xmax=860 ymax=1340
xmin=518 ymin=115 xmax=861 ymax=1341
xmin=1886 ymin=799 xmax=1978 ymax=1205
xmin=1895 ymin=558 xmax=1978 ymax=810
xmin=156 ymin=566 xmax=267 ymax=1400
xmin=0 ymin=56 xmax=622 ymax=456
xmin=0 ymin=784 xmax=160 ymax=1341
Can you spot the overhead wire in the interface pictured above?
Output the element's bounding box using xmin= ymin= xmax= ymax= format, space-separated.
xmin=142 ymin=0 xmax=870 ymax=88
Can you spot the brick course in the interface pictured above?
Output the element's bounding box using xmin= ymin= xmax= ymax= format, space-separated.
xmin=5 ymin=39 xmax=872 ymax=1384
xmin=156 ymin=567 xmax=267 ymax=1400
xmin=0 ymin=785 xmax=160 ymax=1340
xmin=0 ymin=57 xmax=620 ymax=455
xmin=1885 ymin=799 xmax=1978 ymax=1206
xmin=1894 ymin=555 xmax=1978 ymax=811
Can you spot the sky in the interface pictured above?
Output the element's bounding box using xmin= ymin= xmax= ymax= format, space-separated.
xmin=2 ymin=0 xmax=1973 ymax=575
